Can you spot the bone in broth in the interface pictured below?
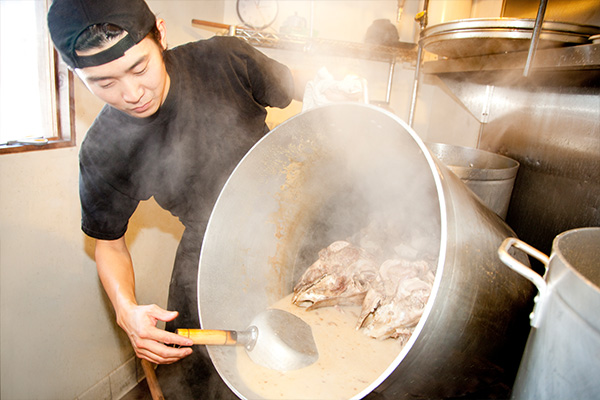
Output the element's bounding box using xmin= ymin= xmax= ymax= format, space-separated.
xmin=235 ymin=293 xmax=404 ymax=399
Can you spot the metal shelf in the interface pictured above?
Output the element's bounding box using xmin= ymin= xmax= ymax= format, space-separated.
xmin=237 ymin=29 xmax=416 ymax=64
xmin=192 ymin=19 xmax=417 ymax=64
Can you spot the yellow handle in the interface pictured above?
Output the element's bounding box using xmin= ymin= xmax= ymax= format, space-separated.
xmin=176 ymin=329 xmax=238 ymax=346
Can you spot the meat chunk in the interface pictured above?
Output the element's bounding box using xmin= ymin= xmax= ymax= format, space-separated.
xmin=292 ymin=241 xmax=379 ymax=310
xmin=357 ymin=258 xmax=435 ymax=341
xmin=292 ymin=239 xmax=436 ymax=342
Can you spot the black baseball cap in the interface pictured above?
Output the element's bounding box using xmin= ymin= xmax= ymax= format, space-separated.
xmin=47 ymin=0 xmax=156 ymax=69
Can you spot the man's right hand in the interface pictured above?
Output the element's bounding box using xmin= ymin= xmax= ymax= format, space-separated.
xmin=117 ymin=303 xmax=194 ymax=364
xmin=94 ymin=237 xmax=194 ymax=364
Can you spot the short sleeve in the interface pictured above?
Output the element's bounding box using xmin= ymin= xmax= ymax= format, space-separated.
xmin=79 ymin=156 xmax=139 ymax=240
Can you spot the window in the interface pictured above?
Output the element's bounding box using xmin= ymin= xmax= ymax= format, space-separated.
xmin=0 ymin=0 xmax=75 ymax=154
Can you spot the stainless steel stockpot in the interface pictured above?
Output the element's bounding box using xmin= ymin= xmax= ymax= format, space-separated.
xmin=499 ymin=227 xmax=600 ymax=399
xmin=426 ymin=142 xmax=519 ymax=220
xmin=199 ymin=104 xmax=534 ymax=399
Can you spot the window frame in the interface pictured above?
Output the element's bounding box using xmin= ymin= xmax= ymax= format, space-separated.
xmin=0 ymin=1 xmax=76 ymax=155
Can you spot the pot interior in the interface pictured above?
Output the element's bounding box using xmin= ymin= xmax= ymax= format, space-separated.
xmin=551 ymin=227 xmax=600 ymax=331
xmin=555 ymin=228 xmax=600 ymax=288
xmin=198 ymin=104 xmax=444 ymax=399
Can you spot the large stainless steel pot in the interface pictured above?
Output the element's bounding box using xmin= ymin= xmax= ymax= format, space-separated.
xmin=198 ymin=104 xmax=534 ymax=399
xmin=427 ymin=142 xmax=519 ymax=220
xmin=499 ymin=227 xmax=600 ymax=399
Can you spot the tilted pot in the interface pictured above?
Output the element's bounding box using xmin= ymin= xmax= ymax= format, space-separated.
xmin=499 ymin=227 xmax=600 ymax=399
xmin=198 ymin=104 xmax=534 ymax=399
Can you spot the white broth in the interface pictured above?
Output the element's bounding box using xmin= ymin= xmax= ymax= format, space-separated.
xmin=235 ymin=294 xmax=403 ymax=399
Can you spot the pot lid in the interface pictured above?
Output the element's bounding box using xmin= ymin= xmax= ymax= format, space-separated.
xmin=421 ymin=18 xmax=600 ymax=37
xmin=419 ymin=18 xmax=600 ymax=58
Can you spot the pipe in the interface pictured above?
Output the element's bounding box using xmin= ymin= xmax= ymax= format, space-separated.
xmin=385 ymin=59 xmax=396 ymax=105
xmin=408 ymin=0 xmax=430 ymax=127
xmin=408 ymin=45 xmax=423 ymax=127
xmin=523 ymin=0 xmax=549 ymax=77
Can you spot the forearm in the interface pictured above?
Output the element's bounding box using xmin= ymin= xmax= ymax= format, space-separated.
xmin=95 ymin=237 xmax=137 ymax=327
xmin=93 ymin=236 xmax=193 ymax=363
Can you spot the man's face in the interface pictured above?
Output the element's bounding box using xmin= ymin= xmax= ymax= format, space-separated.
xmin=76 ymin=21 xmax=170 ymax=118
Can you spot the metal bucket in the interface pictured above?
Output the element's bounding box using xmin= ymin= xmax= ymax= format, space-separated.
xmin=427 ymin=142 xmax=519 ymax=220
xmin=198 ymin=104 xmax=534 ymax=399
xmin=499 ymin=227 xmax=600 ymax=399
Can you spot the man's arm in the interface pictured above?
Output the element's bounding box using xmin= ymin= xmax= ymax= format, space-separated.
xmin=95 ymin=237 xmax=193 ymax=364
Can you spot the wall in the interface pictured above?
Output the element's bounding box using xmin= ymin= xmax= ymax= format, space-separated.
xmin=481 ymin=82 xmax=600 ymax=254
xmin=0 ymin=2 xmax=217 ymax=399
xmin=0 ymin=1 xmax=480 ymax=398
xmin=0 ymin=80 xmax=184 ymax=399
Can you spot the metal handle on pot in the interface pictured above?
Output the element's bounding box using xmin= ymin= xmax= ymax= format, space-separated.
xmin=498 ymin=237 xmax=550 ymax=328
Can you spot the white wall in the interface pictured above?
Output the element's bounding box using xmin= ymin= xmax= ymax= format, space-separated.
xmin=0 ymin=1 xmax=491 ymax=398
xmin=0 ymin=81 xmax=184 ymax=399
xmin=0 ymin=2 xmax=212 ymax=399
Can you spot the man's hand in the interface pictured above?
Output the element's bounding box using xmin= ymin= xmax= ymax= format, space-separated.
xmin=94 ymin=237 xmax=194 ymax=364
xmin=117 ymin=303 xmax=194 ymax=364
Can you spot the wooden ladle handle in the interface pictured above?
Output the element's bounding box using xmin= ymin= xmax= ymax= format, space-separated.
xmin=140 ymin=359 xmax=165 ymax=400
xmin=176 ymin=329 xmax=238 ymax=345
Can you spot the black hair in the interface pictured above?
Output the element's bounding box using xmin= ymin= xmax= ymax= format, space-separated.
xmin=74 ymin=23 xmax=163 ymax=53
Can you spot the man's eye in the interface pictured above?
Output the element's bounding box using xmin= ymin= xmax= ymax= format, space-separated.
xmin=100 ymin=82 xmax=115 ymax=89
xmin=134 ymin=66 xmax=148 ymax=75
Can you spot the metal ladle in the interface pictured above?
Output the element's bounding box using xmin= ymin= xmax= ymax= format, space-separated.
xmin=177 ymin=309 xmax=318 ymax=371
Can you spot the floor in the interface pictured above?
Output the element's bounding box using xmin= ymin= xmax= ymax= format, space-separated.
xmin=119 ymin=361 xmax=512 ymax=400
xmin=121 ymin=379 xmax=152 ymax=400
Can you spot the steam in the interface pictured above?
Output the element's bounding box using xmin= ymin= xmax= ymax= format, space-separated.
xmin=283 ymin=105 xmax=442 ymax=277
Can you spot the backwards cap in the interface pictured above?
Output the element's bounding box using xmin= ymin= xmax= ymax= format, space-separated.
xmin=47 ymin=0 xmax=156 ymax=69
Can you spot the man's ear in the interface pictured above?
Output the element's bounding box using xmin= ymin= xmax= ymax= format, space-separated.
xmin=156 ymin=18 xmax=168 ymax=50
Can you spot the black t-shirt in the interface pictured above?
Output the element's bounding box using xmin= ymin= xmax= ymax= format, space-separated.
xmin=79 ymin=36 xmax=294 ymax=240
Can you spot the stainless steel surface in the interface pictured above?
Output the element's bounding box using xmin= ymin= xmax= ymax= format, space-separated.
xmin=498 ymin=228 xmax=600 ymax=399
xmin=422 ymin=45 xmax=600 ymax=255
xmin=427 ymin=142 xmax=519 ymax=219
xmin=481 ymin=84 xmax=600 ymax=255
xmin=197 ymin=104 xmax=534 ymax=399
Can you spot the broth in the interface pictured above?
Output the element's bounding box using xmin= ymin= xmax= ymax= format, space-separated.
xmin=235 ymin=294 xmax=403 ymax=399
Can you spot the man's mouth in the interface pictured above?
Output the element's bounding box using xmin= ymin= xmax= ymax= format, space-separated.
xmin=132 ymin=100 xmax=152 ymax=113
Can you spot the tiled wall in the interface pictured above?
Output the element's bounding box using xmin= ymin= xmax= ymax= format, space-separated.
xmin=76 ymin=357 xmax=143 ymax=400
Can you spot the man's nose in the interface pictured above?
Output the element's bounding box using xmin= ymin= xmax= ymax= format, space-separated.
xmin=121 ymin=78 xmax=143 ymax=104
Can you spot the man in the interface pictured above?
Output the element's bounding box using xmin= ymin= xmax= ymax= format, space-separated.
xmin=47 ymin=0 xmax=294 ymax=396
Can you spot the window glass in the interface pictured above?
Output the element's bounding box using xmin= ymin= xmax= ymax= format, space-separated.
xmin=0 ymin=0 xmax=74 ymax=152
